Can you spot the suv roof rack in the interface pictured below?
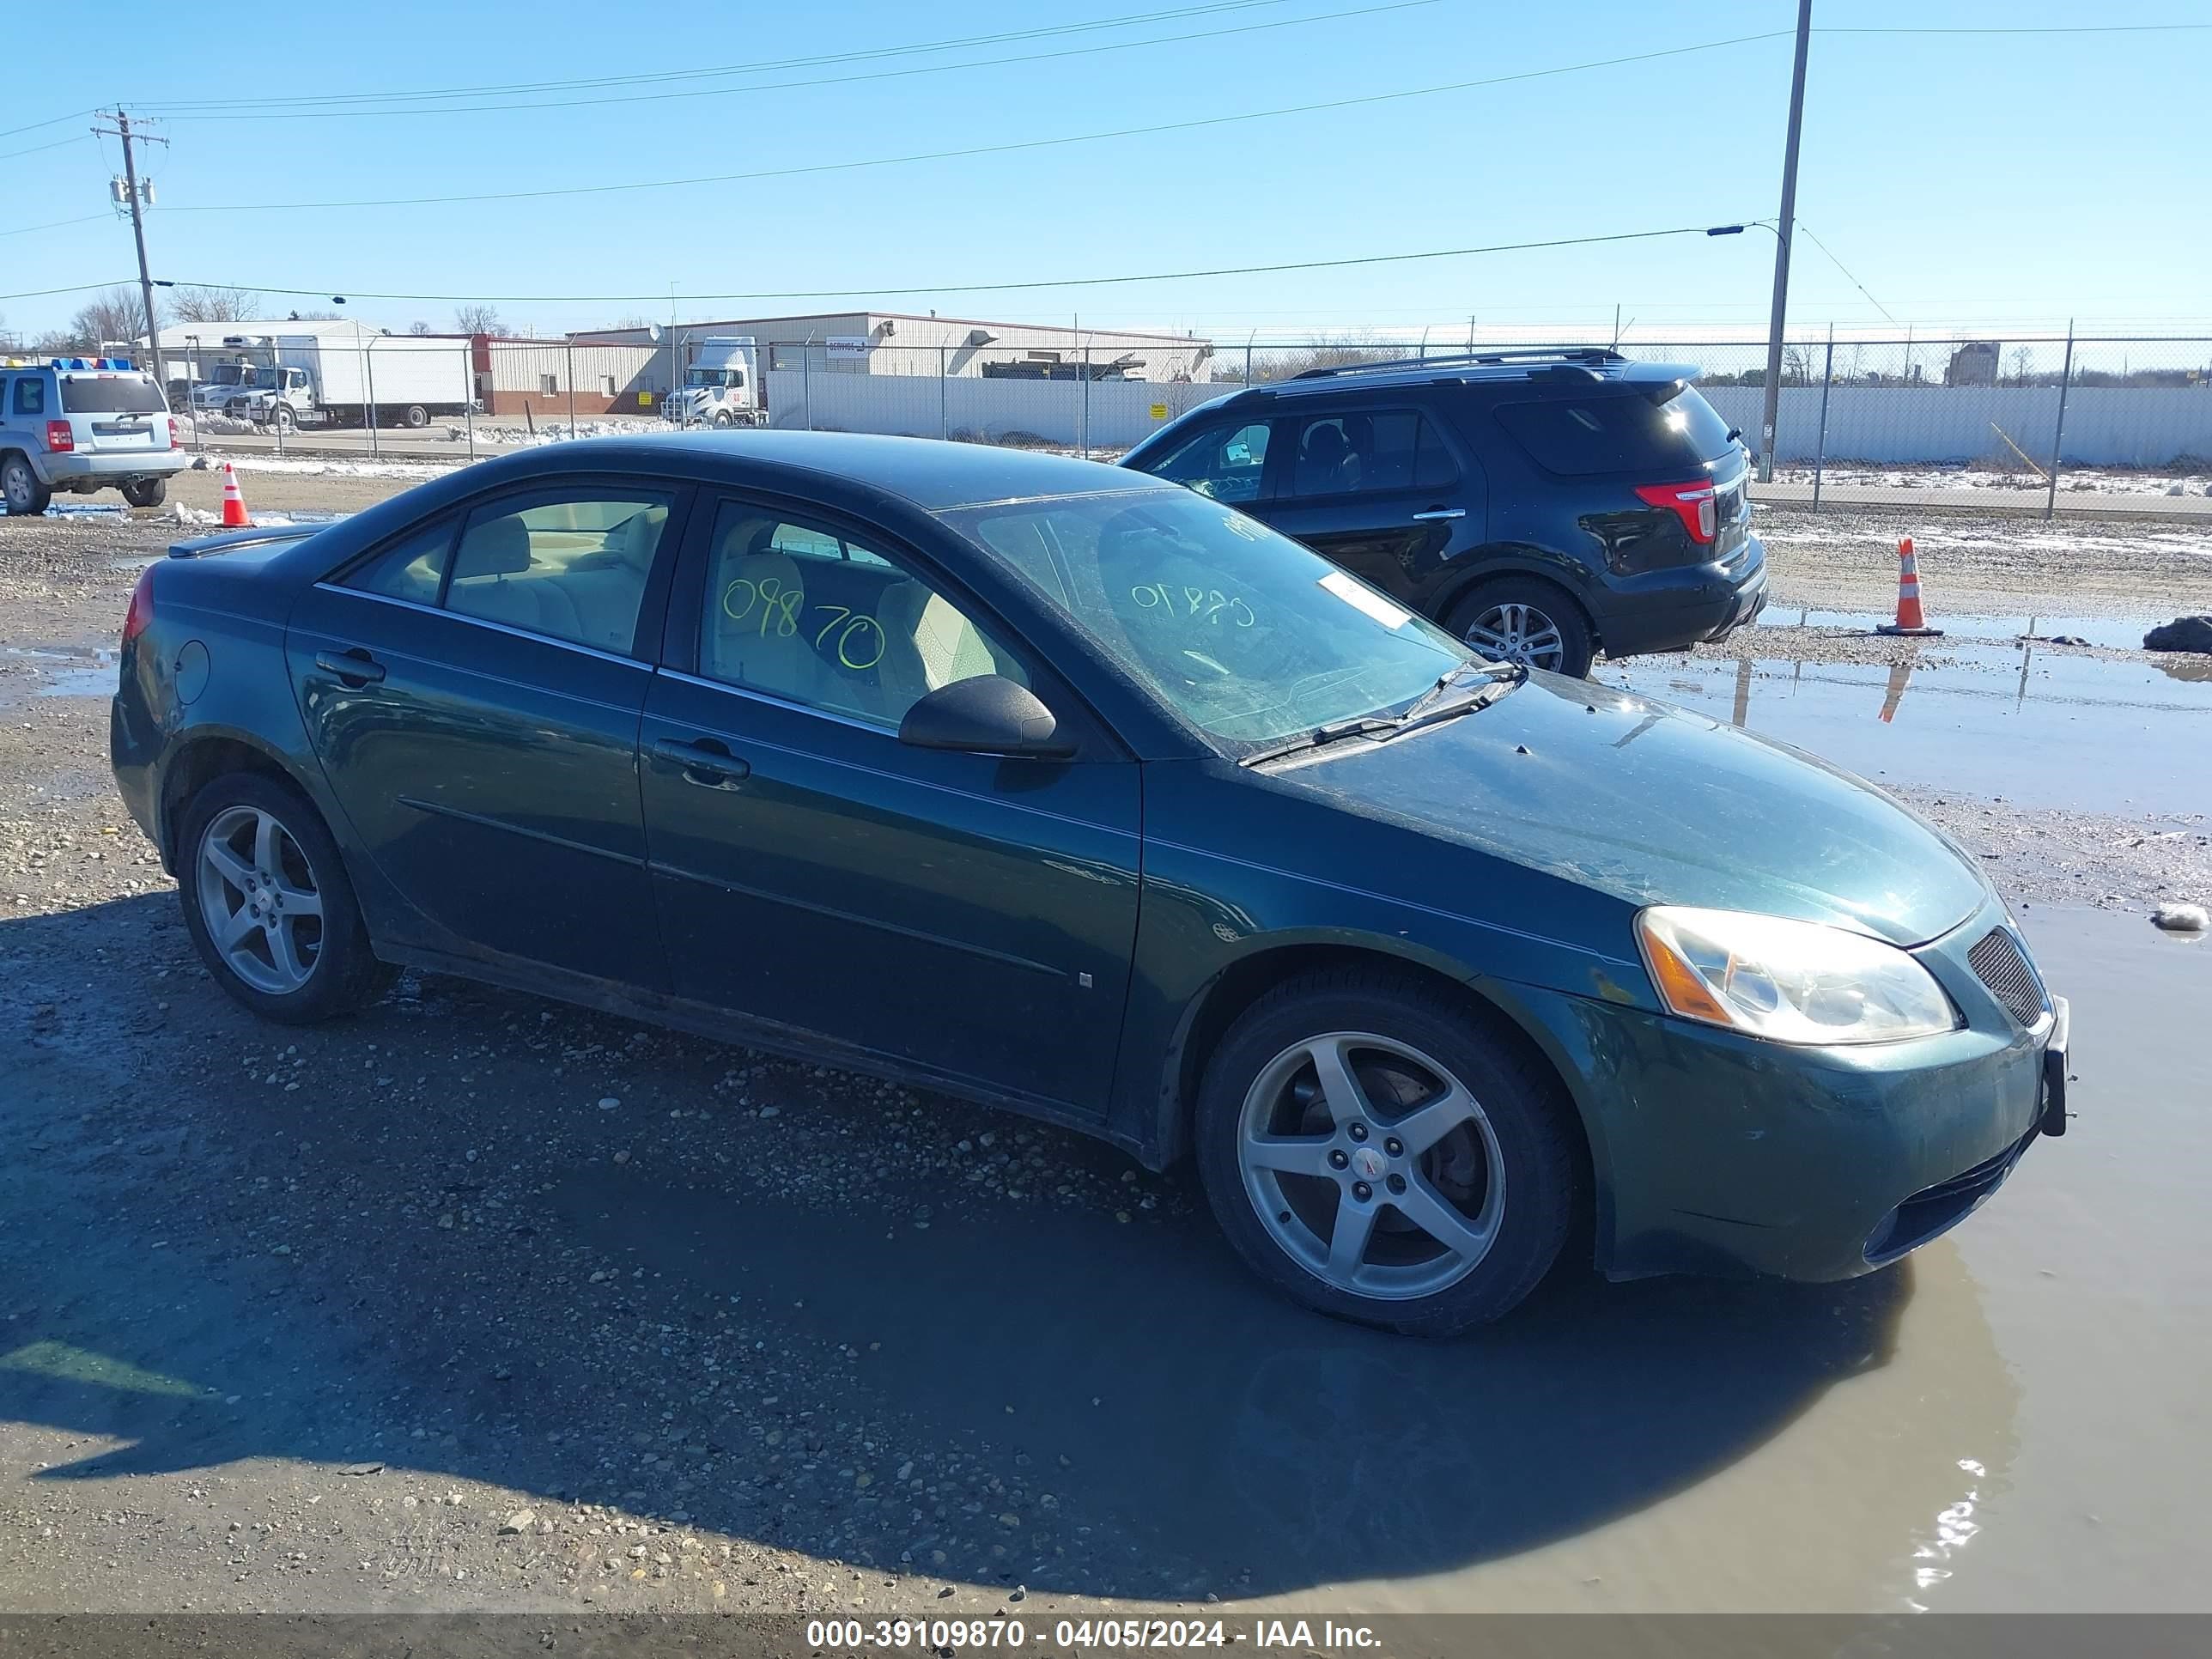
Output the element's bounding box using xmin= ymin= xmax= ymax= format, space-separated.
xmin=1291 ymin=346 xmax=1627 ymax=380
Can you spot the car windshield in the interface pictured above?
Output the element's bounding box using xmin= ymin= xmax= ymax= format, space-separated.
xmin=941 ymin=487 xmax=1470 ymax=750
xmin=58 ymin=375 xmax=168 ymax=414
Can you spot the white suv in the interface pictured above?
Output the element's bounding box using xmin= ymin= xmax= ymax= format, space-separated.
xmin=0 ymin=356 xmax=189 ymax=515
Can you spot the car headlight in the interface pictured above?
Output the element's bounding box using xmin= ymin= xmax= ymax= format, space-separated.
xmin=1635 ymin=906 xmax=1958 ymax=1046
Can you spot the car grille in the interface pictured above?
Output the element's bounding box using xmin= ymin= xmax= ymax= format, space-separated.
xmin=1967 ymin=927 xmax=2048 ymax=1027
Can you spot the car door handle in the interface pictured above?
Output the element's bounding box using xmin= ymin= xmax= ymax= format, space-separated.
xmin=1411 ymin=507 xmax=1467 ymax=522
xmin=315 ymin=648 xmax=386 ymax=684
xmin=654 ymin=737 xmax=751 ymax=788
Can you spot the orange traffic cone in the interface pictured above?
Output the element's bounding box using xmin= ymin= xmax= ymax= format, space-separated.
xmin=1875 ymin=536 xmax=1942 ymax=636
xmin=219 ymin=462 xmax=254 ymax=529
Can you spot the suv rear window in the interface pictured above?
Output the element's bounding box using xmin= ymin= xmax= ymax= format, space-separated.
xmin=58 ymin=375 xmax=168 ymax=415
xmin=1493 ymin=386 xmax=1734 ymax=476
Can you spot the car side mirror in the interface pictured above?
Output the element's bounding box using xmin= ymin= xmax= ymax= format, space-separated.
xmin=898 ymin=676 xmax=1073 ymax=759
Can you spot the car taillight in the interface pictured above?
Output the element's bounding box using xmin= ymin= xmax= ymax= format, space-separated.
xmin=167 ymin=416 xmax=179 ymax=448
xmin=1633 ymin=479 xmax=1718 ymax=544
xmin=45 ymin=420 xmax=75 ymax=453
xmin=123 ymin=567 xmax=156 ymax=645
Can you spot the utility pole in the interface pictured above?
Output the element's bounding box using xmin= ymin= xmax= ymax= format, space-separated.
xmin=1758 ymin=0 xmax=1813 ymax=483
xmin=94 ymin=109 xmax=167 ymax=373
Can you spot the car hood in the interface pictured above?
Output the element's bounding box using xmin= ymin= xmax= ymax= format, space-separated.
xmin=1271 ymin=671 xmax=1991 ymax=947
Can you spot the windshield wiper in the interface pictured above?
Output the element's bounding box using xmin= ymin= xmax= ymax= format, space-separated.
xmin=1394 ymin=659 xmax=1526 ymax=729
xmin=1237 ymin=714 xmax=1401 ymax=768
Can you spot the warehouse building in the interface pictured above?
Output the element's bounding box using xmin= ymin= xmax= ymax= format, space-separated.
xmin=573 ymin=312 xmax=1217 ymax=383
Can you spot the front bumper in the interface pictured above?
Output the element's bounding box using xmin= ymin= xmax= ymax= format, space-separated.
xmin=1501 ymin=908 xmax=2064 ymax=1284
xmin=35 ymin=449 xmax=190 ymax=487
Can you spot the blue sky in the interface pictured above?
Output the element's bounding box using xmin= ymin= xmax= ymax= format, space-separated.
xmin=3 ymin=1 xmax=2206 ymax=345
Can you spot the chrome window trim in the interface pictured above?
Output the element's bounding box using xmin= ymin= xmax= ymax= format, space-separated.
xmin=312 ymin=582 xmax=651 ymax=670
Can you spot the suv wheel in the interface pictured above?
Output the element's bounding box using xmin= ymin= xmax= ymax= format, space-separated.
xmin=177 ymin=773 xmax=395 ymax=1024
xmin=1448 ymin=578 xmax=1595 ymax=678
xmin=1194 ymin=969 xmax=1581 ymax=1335
xmin=2 ymin=453 xmax=52 ymax=516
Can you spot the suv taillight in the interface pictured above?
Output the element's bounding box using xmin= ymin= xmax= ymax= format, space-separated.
xmin=45 ymin=420 xmax=75 ymax=453
xmin=1634 ymin=479 xmax=1718 ymax=544
xmin=166 ymin=416 xmax=179 ymax=448
xmin=123 ymin=567 xmax=156 ymax=645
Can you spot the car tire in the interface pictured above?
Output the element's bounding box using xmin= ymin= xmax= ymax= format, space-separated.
xmin=176 ymin=772 xmax=396 ymax=1024
xmin=3 ymin=453 xmax=52 ymax=516
xmin=1193 ymin=968 xmax=1581 ymax=1335
xmin=1446 ymin=577 xmax=1595 ymax=678
xmin=121 ymin=477 xmax=167 ymax=508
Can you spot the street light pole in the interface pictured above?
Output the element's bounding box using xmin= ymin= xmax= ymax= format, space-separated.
xmin=1759 ymin=0 xmax=1814 ymax=483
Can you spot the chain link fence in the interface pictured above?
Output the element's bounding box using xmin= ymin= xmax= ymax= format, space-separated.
xmin=163 ymin=329 xmax=2212 ymax=517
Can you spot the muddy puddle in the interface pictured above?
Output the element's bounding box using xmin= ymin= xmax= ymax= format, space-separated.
xmin=1604 ymin=629 xmax=2212 ymax=814
xmin=550 ymin=907 xmax=2209 ymax=1612
xmin=0 ymin=646 xmax=118 ymax=704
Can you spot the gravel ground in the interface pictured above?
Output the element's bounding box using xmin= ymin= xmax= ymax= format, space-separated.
xmin=3 ymin=501 xmax=2209 ymax=1616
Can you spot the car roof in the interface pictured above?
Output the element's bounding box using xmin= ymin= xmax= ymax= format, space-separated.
xmin=502 ymin=430 xmax=1176 ymax=513
xmin=1198 ymin=353 xmax=1700 ymax=410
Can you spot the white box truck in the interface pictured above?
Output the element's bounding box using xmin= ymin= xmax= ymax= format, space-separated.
xmin=222 ymin=333 xmax=474 ymax=430
xmin=665 ymin=336 xmax=762 ymax=427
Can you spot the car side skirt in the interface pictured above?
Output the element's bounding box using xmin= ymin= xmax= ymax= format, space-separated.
xmin=374 ymin=939 xmax=1149 ymax=1166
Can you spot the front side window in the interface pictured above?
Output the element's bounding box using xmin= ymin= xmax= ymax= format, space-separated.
xmin=698 ymin=502 xmax=1026 ymax=731
xmin=15 ymin=377 xmax=46 ymax=417
xmin=443 ymin=490 xmax=673 ymax=653
xmin=1146 ymin=419 xmax=1271 ymax=504
xmin=1287 ymin=410 xmax=1455 ymax=498
xmin=945 ymin=487 xmax=1465 ymax=750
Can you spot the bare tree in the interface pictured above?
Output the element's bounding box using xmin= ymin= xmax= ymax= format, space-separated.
xmin=169 ymin=285 xmax=263 ymax=324
xmin=70 ymin=286 xmax=158 ymax=352
xmin=452 ymin=304 xmax=503 ymax=337
xmin=407 ymin=320 xmax=434 ymax=336
xmin=2008 ymin=346 xmax=2034 ymax=386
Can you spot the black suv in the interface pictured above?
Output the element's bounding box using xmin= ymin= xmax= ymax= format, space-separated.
xmin=1120 ymin=349 xmax=1765 ymax=677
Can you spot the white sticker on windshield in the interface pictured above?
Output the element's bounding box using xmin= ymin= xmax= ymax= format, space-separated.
xmin=1318 ymin=570 xmax=1411 ymax=629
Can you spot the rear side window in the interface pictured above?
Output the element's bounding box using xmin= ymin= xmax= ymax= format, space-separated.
xmin=1287 ymin=410 xmax=1455 ymax=498
xmin=14 ymin=377 xmax=46 ymax=417
xmin=1493 ymin=386 xmax=1735 ymax=476
xmin=344 ymin=515 xmax=458 ymax=605
xmin=59 ymin=375 xmax=167 ymax=415
xmin=444 ymin=489 xmax=675 ymax=653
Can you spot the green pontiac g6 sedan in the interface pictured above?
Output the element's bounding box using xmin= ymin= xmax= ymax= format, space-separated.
xmin=110 ymin=434 xmax=2069 ymax=1334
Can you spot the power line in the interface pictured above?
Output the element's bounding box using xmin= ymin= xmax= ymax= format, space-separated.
xmin=175 ymin=222 xmax=1744 ymax=305
xmin=0 ymin=278 xmax=132 ymax=301
xmin=1793 ymin=222 xmax=1897 ymax=325
xmin=144 ymin=2 xmax=1438 ymax=122
xmin=159 ymin=32 xmax=1793 ymax=215
xmin=0 ymin=106 xmax=100 ymax=142
xmin=0 ymin=132 xmax=95 ymax=162
xmin=0 ymin=215 xmax=112 ymax=240
xmin=145 ymin=0 xmax=1303 ymax=112
xmin=1820 ymin=21 xmax=2211 ymax=34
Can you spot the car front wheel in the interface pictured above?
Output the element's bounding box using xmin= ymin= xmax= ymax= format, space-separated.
xmin=1448 ymin=578 xmax=1595 ymax=678
xmin=1194 ymin=969 xmax=1581 ymax=1335
xmin=176 ymin=774 xmax=394 ymax=1024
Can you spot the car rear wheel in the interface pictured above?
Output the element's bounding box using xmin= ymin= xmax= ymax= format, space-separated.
xmin=177 ymin=774 xmax=395 ymax=1024
xmin=1447 ymin=578 xmax=1595 ymax=678
xmin=121 ymin=477 xmax=167 ymax=508
xmin=2 ymin=454 xmax=51 ymax=516
xmin=1194 ymin=969 xmax=1581 ymax=1334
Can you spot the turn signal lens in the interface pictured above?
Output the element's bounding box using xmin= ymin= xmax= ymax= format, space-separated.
xmin=1636 ymin=906 xmax=1959 ymax=1046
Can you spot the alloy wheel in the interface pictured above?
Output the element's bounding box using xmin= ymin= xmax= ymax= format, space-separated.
xmin=1237 ymin=1031 xmax=1504 ymax=1300
xmin=196 ymin=805 xmax=325 ymax=995
xmin=1462 ymin=601 xmax=1565 ymax=672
